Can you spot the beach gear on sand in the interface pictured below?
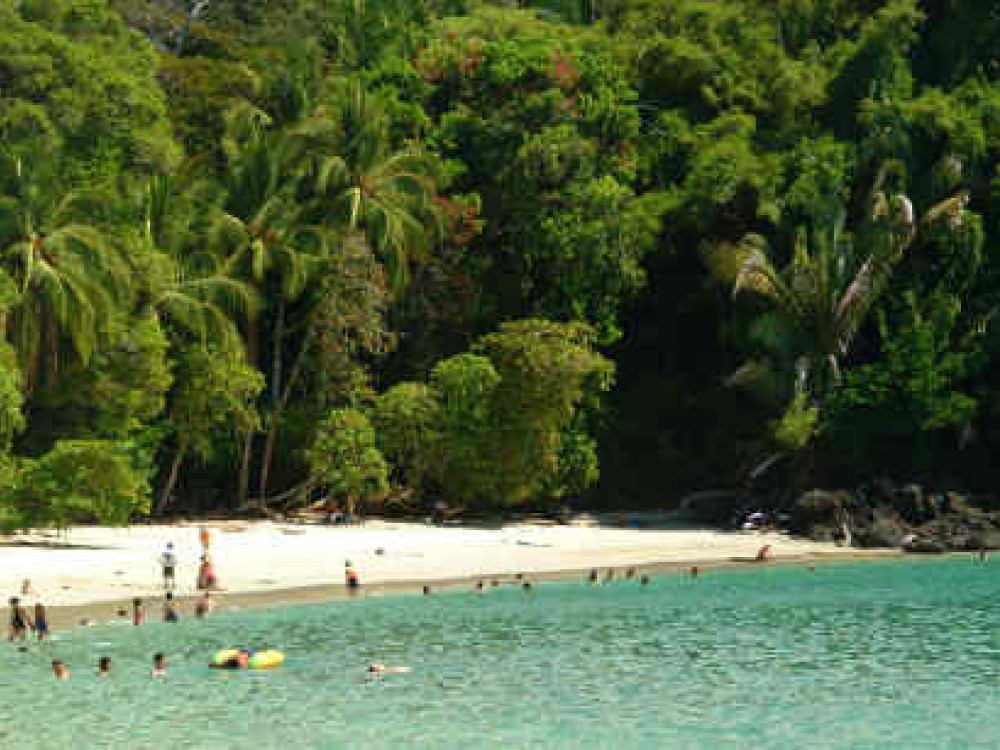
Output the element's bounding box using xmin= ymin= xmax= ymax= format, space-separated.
xmin=211 ymin=648 xmax=285 ymax=669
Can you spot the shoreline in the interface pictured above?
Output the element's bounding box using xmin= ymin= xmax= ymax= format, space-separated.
xmin=42 ymin=545 xmax=905 ymax=633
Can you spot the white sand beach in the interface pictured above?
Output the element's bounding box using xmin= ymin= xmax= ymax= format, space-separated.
xmin=0 ymin=519 xmax=875 ymax=608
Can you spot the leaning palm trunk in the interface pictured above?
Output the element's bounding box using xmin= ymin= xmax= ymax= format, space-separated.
xmin=257 ymin=327 xmax=317 ymax=509
xmin=157 ymin=435 xmax=190 ymax=515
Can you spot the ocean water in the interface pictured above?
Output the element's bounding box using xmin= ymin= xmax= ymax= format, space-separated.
xmin=3 ymin=558 xmax=1000 ymax=748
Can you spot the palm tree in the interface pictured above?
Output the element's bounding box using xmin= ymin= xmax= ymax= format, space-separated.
xmin=704 ymin=163 xmax=971 ymax=403
xmin=309 ymin=81 xmax=443 ymax=291
xmin=124 ymin=173 xmax=261 ymax=514
xmin=212 ymin=105 xmax=323 ymax=507
xmin=0 ymin=148 xmax=125 ymax=390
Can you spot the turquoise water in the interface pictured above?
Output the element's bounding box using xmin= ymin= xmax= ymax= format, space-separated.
xmin=3 ymin=559 xmax=1000 ymax=748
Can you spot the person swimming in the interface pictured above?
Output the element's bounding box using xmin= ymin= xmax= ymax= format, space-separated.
xmin=152 ymin=653 xmax=167 ymax=678
xmin=210 ymin=649 xmax=252 ymax=669
xmin=367 ymin=663 xmax=410 ymax=674
xmin=640 ymin=575 xmax=651 ymax=585
xmin=98 ymin=656 xmax=111 ymax=676
xmin=52 ymin=660 xmax=69 ymax=680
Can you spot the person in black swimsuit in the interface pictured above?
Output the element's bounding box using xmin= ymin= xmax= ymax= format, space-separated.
xmin=9 ymin=597 xmax=32 ymax=641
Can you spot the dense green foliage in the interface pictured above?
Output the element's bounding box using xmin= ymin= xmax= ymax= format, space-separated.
xmin=2 ymin=0 xmax=1000 ymax=524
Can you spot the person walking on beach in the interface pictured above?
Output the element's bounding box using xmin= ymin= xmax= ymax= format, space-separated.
xmin=160 ymin=542 xmax=178 ymax=591
xmin=197 ymin=554 xmax=219 ymax=590
xmin=34 ymin=602 xmax=49 ymax=641
xmin=345 ymin=560 xmax=360 ymax=591
xmin=133 ymin=597 xmax=145 ymax=626
xmin=9 ymin=597 xmax=32 ymax=641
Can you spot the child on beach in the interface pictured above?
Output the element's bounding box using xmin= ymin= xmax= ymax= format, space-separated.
xmin=160 ymin=543 xmax=178 ymax=591
xmin=9 ymin=597 xmax=33 ymax=641
xmin=34 ymin=603 xmax=49 ymax=641
xmin=133 ymin=598 xmax=145 ymax=626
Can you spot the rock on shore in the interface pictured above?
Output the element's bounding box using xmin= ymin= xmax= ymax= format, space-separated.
xmin=789 ymin=480 xmax=1000 ymax=553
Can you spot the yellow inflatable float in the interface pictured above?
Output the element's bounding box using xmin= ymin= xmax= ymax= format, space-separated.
xmin=211 ymin=648 xmax=284 ymax=670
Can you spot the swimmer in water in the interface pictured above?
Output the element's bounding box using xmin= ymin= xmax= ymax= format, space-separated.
xmin=690 ymin=566 xmax=700 ymax=578
xmin=587 ymin=569 xmax=598 ymax=584
xmin=98 ymin=656 xmax=111 ymax=676
xmin=640 ymin=575 xmax=650 ymax=585
xmin=210 ymin=649 xmax=252 ymax=669
xmin=52 ymin=660 xmax=69 ymax=680
xmin=422 ymin=586 xmax=431 ymax=595
xmin=152 ymin=653 xmax=167 ymax=678
xmin=367 ymin=663 xmax=410 ymax=674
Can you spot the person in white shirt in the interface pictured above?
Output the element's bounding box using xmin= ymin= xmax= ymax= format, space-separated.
xmin=159 ymin=542 xmax=178 ymax=591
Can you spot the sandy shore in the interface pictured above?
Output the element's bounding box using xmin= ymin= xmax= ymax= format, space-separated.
xmin=0 ymin=519 xmax=900 ymax=629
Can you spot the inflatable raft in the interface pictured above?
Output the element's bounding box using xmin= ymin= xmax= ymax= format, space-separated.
xmin=211 ymin=648 xmax=285 ymax=669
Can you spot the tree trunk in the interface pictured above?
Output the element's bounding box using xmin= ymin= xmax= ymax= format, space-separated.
xmin=238 ymin=431 xmax=254 ymax=506
xmin=157 ymin=436 xmax=189 ymax=515
xmin=257 ymin=327 xmax=316 ymax=509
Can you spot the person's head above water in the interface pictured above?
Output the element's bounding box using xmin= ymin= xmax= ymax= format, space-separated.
xmin=98 ymin=656 xmax=111 ymax=674
xmin=152 ymin=653 xmax=166 ymax=675
xmin=52 ymin=660 xmax=69 ymax=679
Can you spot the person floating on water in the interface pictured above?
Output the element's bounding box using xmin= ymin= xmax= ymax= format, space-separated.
xmin=9 ymin=597 xmax=33 ymax=641
xmin=152 ymin=653 xmax=167 ymax=678
xmin=367 ymin=663 xmax=410 ymax=674
xmin=210 ymin=649 xmax=252 ymax=669
xmin=34 ymin=602 xmax=49 ymax=641
xmin=160 ymin=542 xmax=178 ymax=591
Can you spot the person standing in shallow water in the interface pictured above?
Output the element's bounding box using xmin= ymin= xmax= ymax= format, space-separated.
xmin=163 ymin=592 xmax=179 ymax=623
xmin=52 ymin=660 xmax=69 ymax=680
xmin=98 ymin=657 xmax=111 ymax=676
xmin=9 ymin=597 xmax=32 ymax=641
xmin=133 ymin=597 xmax=145 ymax=626
xmin=34 ymin=602 xmax=49 ymax=641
